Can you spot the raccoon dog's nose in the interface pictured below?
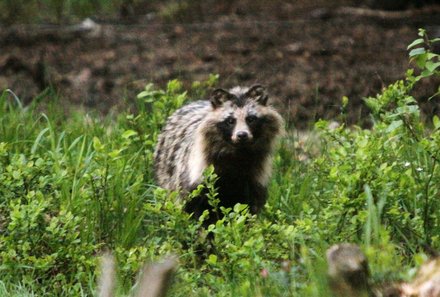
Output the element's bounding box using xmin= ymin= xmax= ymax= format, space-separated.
xmin=236 ymin=131 xmax=249 ymax=141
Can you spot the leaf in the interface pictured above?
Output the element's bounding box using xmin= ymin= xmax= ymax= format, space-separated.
xmin=415 ymin=53 xmax=427 ymax=68
xmin=122 ymin=130 xmax=138 ymax=139
xmin=136 ymin=90 xmax=152 ymax=98
xmin=233 ymin=203 xmax=248 ymax=213
xmin=108 ymin=149 xmax=123 ymax=158
xmin=420 ymin=69 xmax=433 ymax=78
xmin=31 ymin=128 xmax=49 ymax=154
xmin=409 ymin=47 xmax=426 ymax=57
xmin=207 ymin=254 xmax=218 ymax=265
xmin=342 ymin=96 xmax=349 ymax=107
xmin=385 ymin=120 xmax=403 ymax=133
xmin=433 ymin=115 xmax=440 ymax=129
xmin=166 ymin=79 xmax=182 ymax=94
xmin=407 ymin=38 xmax=424 ymax=49
xmin=425 ymin=61 xmax=440 ymax=73
xmin=92 ymin=137 xmax=104 ymax=151
xmin=12 ymin=170 xmax=21 ymax=180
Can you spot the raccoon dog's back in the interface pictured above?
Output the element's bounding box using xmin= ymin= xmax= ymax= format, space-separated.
xmin=154 ymin=85 xmax=283 ymax=217
xmin=154 ymin=100 xmax=211 ymax=190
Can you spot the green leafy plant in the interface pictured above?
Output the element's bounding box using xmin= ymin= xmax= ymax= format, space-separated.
xmin=1 ymin=33 xmax=440 ymax=296
xmin=408 ymin=28 xmax=440 ymax=82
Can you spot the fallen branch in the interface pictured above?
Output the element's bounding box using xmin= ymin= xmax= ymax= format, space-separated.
xmin=97 ymin=253 xmax=178 ymax=297
xmin=326 ymin=244 xmax=440 ymax=297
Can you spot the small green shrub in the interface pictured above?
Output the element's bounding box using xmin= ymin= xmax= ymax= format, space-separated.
xmin=0 ymin=155 xmax=98 ymax=294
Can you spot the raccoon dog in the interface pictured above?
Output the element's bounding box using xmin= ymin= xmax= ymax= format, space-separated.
xmin=154 ymin=85 xmax=283 ymax=220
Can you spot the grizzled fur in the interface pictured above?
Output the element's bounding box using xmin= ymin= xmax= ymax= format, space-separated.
xmin=154 ymin=85 xmax=283 ymax=219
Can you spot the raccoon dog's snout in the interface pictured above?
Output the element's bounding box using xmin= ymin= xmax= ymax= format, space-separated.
xmin=236 ymin=131 xmax=249 ymax=140
xmin=232 ymin=130 xmax=252 ymax=144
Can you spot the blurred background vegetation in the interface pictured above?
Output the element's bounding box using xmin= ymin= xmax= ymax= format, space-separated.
xmin=1 ymin=0 xmax=439 ymax=129
xmin=1 ymin=0 xmax=439 ymax=25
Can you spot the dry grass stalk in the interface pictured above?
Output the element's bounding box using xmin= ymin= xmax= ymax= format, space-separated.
xmin=98 ymin=252 xmax=116 ymax=297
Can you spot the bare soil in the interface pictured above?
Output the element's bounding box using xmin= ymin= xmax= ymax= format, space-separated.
xmin=1 ymin=2 xmax=440 ymax=128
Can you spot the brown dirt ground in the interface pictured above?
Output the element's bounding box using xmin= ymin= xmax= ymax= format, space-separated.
xmin=1 ymin=1 xmax=440 ymax=128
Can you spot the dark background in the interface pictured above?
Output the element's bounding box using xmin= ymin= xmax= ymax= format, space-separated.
xmin=1 ymin=0 xmax=440 ymax=128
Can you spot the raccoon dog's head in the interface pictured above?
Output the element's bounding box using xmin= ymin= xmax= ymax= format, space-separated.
xmin=206 ymin=85 xmax=282 ymax=149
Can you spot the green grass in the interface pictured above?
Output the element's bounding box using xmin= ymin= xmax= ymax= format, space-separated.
xmin=0 ymin=0 xmax=208 ymax=25
xmin=0 ymin=0 xmax=117 ymax=24
xmin=1 ymin=33 xmax=440 ymax=296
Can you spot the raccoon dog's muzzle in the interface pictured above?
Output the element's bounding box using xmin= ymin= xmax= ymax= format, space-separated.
xmin=231 ymin=127 xmax=253 ymax=145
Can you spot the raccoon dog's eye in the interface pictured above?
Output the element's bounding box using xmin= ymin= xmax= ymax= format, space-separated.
xmin=246 ymin=115 xmax=258 ymax=123
xmin=226 ymin=117 xmax=236 ymax=125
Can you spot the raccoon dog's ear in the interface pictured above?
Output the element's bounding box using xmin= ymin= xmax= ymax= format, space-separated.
xmin=210 ymin=88 xmax=234 ymax=108
xmin=246 ymin=85 xmax=268 ymax=106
